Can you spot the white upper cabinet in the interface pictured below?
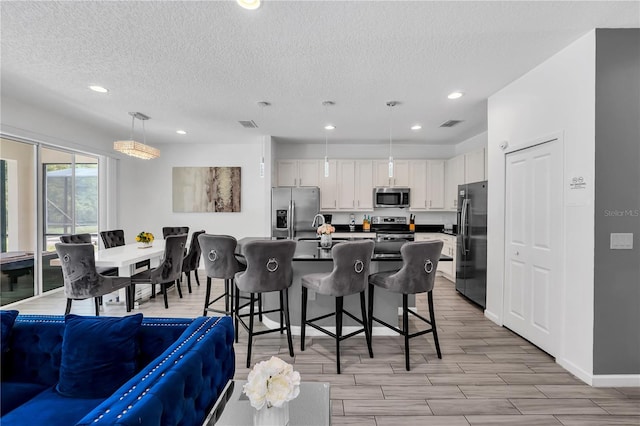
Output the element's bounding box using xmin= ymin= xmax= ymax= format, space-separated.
xmin=464 ymin=148 xmax=485 ymax=184
xmin=337 ymin=160 xmax=356 ymax=209
xmin=445 ymin=155 xmax=465 ymax=210
xmin=319 ymin=160 xmax=338 ymax=210
xmin=354 ymin=160 xmax=374 ymax=210
xmin=336 ymin=160 xmax=373 ymax=211
xmin=276 ymin=159 xmax=320 ymax=187
xmin=409 ymin=160 xmax=428 ymax=210
xmin=426 ymin=160 xmax=445 ymax=209
xmin=409 ymin=160 xmax=445 ymax=210
xmin=374 ymin=160 xmax=409 ymax=187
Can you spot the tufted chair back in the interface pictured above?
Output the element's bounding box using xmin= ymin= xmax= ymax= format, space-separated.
xmin=235 ymin=240 xmax=296 ymax=294
xmin=381 ymin=240 xmax=443 ymax=294
xmin=59 ymin=233 xmax=92 ymax=244
xmin=183 ymin=230 xmax=205 ymax=272
xmin=198 ymin=234 xmax=244 ymax=280
xmin=100 ymin=229 xmax=125 ymax=248
xmin=317 ymin=240 xmax=375 ymax=297
xmin=162 ymin=227 xmax=189 ymax=238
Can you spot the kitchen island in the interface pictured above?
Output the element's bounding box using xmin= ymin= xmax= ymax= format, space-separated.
xmin=236 ymin=237 xmax=451 ymax=336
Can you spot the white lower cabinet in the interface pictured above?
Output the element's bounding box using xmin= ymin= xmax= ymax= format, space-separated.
xmin=414 ymin=233 xmax=456 ymax=282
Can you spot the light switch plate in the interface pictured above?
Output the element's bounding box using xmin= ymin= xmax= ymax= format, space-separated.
xmin=610 ymin=233 xmax=634 ymax=250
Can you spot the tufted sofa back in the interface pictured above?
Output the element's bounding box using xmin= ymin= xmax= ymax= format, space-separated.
xmin=3 ymin=316 xmax=194 ymax=386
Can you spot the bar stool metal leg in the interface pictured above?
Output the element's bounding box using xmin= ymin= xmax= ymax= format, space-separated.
xmin=335 ymin=296 xmax=343 ymax=374
xmin=360 ymin=291 xmax=373 ymax=358
xmin=247 ymin=293 xmax=255 ymax=368
xmin=403 ymin=294 xmax=410 ymax=370
xmin=283 ymin=288 xmax=294 ymax=357
xmin=428 ymin=290 xmax=442 ymax=359
xmin=301 ymin=287 xmax=308 ymax=351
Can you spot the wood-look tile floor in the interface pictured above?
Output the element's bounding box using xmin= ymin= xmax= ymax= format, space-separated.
xmin=9 ymin=274 xmax=640 ymax=426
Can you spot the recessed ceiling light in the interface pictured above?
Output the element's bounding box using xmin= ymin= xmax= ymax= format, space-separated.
xmin=411 ymin=124 xmax=422 ymax=131
xmin=324 ymin=124 xmax=336 ymax=130
xmin=447 ymin=91 xmax=464 ymax=100
xmin=176 ymin=130 xmax=187 ymax=135
xmin=89 ymin=85 xmax=108 ymax=93
xmin=237 ymin=0 xmax=260 ymax=10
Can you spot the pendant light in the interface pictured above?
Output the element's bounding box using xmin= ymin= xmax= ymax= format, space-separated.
xmin=322 ymin=101 xmax=335 ymax=177
xmin=386 ymin=101 xmax=398 ymax=178
xmin=113 ymin=112 xmax=160 ymax=160
xmin=257 ymin=101 xmax=270 ymax=178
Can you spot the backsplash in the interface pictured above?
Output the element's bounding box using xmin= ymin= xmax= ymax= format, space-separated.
xmin=328 ymin=209 xmax=456 ymax=226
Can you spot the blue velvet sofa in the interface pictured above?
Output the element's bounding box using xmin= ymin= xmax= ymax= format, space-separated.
xmin=1 ymin=314 xmax=235 ymax=425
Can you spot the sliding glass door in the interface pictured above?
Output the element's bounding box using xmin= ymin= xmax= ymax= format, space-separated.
xmin=42 ymin=148 xmax=99 ymax=292
xmin=0 ymin=138 xmax=101 ymax=305
xmin=0 ymin=138 xmax=37 ymax=304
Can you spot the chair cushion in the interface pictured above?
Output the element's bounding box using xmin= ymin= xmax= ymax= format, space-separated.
xmin=0 ymin=381 xmax=49 ymax=415
xmin=368 ymin=270 xmax=398 ymax=291
xmin=301 ymin=273 xmax=329 ymax=292
xmin=1 ymin=310 xmax=19 ymax=352
xmin=56 ymin=313 xmax=143 ymax=398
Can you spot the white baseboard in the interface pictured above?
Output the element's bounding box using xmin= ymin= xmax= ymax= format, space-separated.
xmin=558 ymin=357 xmax=640 ymax=387
xmin=591 ymin=374 xmax=640 ymax=387
xmin=484 ymin=309 xmax=501 ymax=326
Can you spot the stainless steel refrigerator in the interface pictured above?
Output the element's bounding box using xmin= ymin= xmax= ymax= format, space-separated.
xmin=456 ymin=181 xmax=488 ymax=308
xmin=271 ymin=187 xmax=320 ymax=239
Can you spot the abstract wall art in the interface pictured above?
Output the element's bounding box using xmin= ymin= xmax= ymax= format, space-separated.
xmin=172 ymin=167 xmax=241 ymax=212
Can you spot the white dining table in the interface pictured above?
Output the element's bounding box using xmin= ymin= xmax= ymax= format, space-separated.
xmin=94 ymin=239 xmax=166 ymax=277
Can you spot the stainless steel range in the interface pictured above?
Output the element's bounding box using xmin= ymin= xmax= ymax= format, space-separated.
xmin=371 ymin=216 xmax=415 ymax=241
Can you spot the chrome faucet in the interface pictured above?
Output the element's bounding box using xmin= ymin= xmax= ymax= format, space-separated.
xmin=311 ymin=213 xmax=325 ymax=228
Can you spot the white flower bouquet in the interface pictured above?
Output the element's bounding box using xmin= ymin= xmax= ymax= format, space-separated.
xmin=243 ymin=356 xmax=301 ymax=410
xmin=316 ymin=224 xmax=335 ymax=235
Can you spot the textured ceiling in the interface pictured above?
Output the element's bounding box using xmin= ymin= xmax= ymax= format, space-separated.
xmin=1 ymin=1 xmax=638 ymax=146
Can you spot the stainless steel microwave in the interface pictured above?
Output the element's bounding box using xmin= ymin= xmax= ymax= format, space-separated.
xmin=373 ymin=187 xmax=410 ymax=208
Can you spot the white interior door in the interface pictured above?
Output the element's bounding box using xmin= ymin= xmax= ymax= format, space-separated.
xmin=504 ymin=140 xmax=562 ymax=356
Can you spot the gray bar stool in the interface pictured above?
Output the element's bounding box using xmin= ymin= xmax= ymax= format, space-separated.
xmin=368 ymin=240 xmax=443 ymax=371
xmin=55 ymin=243 xmax=132 ymax=315
xmin=198 ymin=234 xmax=246 ymax=317
xmin=300 ymin=240 xmax=375 ymax=374
xmin=234 ymin=239 xmax=296 ymax=368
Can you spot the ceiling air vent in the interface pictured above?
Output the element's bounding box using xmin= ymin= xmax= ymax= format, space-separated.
xmin=238 ymin=120 xmax=258 ymax=129
xmin=439 ymin=120 xmax=463 ymax=128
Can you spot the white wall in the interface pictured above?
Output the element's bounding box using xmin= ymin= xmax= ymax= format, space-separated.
xmin=118 ymin=138 xmax=272 ymax=241
xmin=454 ymin=131 xmax=488 ymax=156
xmin=275 ymin=141 xmax=456 ymax=160
xmin=487 ymin=31 xmax=596 ymax=381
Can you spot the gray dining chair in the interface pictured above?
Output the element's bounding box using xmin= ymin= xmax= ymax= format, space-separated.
xmin=198 ymin=234 xmax=247 ymax=317
xmin=234 ymin=239 xmax=296 ymax=368
xmin=368 ymin=240 xmax=444 ymax=371
xmin=60 ymin=233 xmax=118 ymax=276
xmin=300 ymin=240 xmax=375 ymax=374
xmin=162 ymin=226 xmax=189 ymax=238
xmin=99 ymin=229 xmax=151 ymax=270
xmin=130 ymin=234 xmax=187 ymax=309
xmin=55 ymin=243 xmax=132 ymax=315
xmin=182 ymin=230 xmax=205 ymax=293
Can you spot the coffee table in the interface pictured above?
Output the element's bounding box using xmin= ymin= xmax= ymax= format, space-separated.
xmin=205 ymin=379 xmax=331 ymax=426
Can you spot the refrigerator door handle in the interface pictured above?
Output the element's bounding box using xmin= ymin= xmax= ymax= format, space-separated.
xmin=461 ymin=198 xmax=470 ymax=254
xmin=290 ymin=200 xmax=296 ymax=238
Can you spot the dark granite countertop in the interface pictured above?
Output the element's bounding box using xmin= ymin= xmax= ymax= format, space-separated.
xmin=237 ymin=237 xmax=453 ymax=262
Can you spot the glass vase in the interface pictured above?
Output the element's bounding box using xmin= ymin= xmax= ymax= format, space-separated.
xmin=320 ymin=234 xmax=332 ymax=249
xmin=253 ymin=401 xmax=289 ymax=426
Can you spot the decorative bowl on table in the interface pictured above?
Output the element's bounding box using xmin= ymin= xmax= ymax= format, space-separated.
xmin=135 ymin=231 xmax=154 ymax=248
